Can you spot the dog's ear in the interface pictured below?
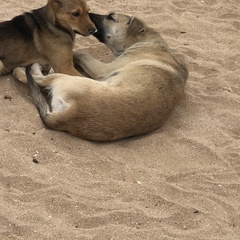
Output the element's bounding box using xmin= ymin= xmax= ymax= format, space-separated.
xmin=48 ymin=0 xmax=63 ymax=10
xmin=127 ymin=17 xmax=146 ymax=35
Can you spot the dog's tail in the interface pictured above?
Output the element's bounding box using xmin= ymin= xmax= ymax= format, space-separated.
xmin=26 ymin=65 xmax=50 ymax=125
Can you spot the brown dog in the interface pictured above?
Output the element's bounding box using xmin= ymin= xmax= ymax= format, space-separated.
xmin=24 ymin=12 xmax=188 ymax=141
xmin=0 ymin=0 xmax=96 ymax=79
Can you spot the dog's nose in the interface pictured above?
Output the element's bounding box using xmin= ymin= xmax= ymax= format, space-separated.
xmin=88 ymin=27 xmax=98 ymax=35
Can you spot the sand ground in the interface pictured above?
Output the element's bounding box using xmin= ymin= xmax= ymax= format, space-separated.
xmin=0 ymin=0 xmax=240 ymax=239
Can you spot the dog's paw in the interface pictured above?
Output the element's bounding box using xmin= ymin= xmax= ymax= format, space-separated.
xmin=12 ymin=67 xmax=27 ymax=84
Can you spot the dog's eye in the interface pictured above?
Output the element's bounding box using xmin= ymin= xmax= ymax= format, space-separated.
xmin=72 ymin=12 xmax=80 ymax=17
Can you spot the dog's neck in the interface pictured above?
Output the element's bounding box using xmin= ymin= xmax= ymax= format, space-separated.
xmin=127 ymin=31 xmax=169 ymax=50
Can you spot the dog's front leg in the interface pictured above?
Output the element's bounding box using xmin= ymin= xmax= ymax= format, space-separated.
xmin=73 ymin=52 xmax=108 ymax=80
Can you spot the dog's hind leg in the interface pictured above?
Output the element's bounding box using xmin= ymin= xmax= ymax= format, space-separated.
xmin=12 ymin=67 xmax=27 ymax=84
xmin=26 ymin=65 xmax=71 ymax=132
xmin=30 ymin=63 xmax=45 ymax=81
xmin=13 ymin=64 xmax=44 ymax=84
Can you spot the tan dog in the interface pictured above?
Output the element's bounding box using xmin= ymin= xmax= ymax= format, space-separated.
xmin=0 ymin=0 xmax=96 ymax=79
xmin=24 ymin=12 xmax=188 ymax=141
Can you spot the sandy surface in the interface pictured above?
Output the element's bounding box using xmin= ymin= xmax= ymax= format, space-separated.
xmin=0 ymin=0 xmax=240 ymax=239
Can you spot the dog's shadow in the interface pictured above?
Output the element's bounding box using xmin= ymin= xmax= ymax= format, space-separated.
xmin=74 ymin=64 xmax=90 ymax=78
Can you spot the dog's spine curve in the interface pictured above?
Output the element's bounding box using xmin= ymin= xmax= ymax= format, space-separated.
xmin=26 ymin=65 xmax=50 ymax=124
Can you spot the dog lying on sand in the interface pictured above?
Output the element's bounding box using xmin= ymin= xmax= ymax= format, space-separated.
xmin=0 ymin=0 xmax=96 ymax=79
xmin=24 ymin=12 xmax=188 ymax=141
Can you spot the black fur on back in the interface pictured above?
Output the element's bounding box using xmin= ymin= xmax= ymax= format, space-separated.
xmin=11 ymin=14 xmax=34 ymax=41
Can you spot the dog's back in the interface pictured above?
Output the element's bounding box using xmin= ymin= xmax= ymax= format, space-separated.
xmin=0 ymin=13 xmax=41 ymax=73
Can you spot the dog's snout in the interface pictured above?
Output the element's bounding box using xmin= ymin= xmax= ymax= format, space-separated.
xmin=88 ymin=27 xmax=98 ymax=35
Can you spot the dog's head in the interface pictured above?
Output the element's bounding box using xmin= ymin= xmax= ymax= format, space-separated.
xmin=48 ymin=0 xmax=97 ymax=36
xmin=90 ymin=12 xmax=148 ymax=55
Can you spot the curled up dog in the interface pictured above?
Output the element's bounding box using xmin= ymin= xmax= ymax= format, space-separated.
xmin=24 ymin=12 xmax=188 ymax=141
xmin=0 ymin=0 xmax=96 ymax=80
